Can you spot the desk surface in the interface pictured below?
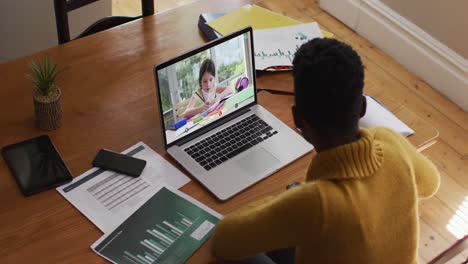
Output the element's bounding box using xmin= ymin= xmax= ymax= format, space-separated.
xmin=0 ymin=0 xmax=438 ymax=263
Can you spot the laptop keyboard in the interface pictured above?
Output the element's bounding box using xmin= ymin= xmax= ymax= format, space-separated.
xmin=184 ymin=114 xmax=278 ymax=171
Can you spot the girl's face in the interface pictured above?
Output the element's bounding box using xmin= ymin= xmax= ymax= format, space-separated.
xmin=201 ymin=72 xmax=215 ymax=93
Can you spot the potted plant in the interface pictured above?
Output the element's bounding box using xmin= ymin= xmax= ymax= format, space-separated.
xmin=25 ymin=56 xmax=66 ymax=130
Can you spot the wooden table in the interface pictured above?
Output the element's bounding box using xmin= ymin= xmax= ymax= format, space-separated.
xmin=0 ymin=0 xmax=438 ymax=263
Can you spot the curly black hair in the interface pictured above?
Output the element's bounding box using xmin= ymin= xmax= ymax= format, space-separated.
xmin=292 ymin=38 xmax=364 ymax=134
xmin=199 ymin=58 xmax=216 ymax=88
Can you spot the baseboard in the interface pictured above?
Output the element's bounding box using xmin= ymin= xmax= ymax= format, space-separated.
xmin=319 ymin=0 xmax=468 ymax=112
xmin=319 ymin=0 xmax=361 ymax=29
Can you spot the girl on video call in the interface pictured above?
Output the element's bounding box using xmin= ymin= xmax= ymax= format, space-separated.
xmin=182 ymin=58 xmax=233 ymax=119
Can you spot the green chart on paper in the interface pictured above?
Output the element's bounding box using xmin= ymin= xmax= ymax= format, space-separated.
xmin=93 ymin=187 xmax=220 ymax=264
xmin=254 ymin=44 xmax=301 ymax=63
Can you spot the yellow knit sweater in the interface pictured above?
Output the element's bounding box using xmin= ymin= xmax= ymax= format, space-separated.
xmin=212 ymin=127 xmax=440 ymax=263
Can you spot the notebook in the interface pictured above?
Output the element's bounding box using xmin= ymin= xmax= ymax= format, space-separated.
xmin=153 ymin=27 xmax=313 ymax=201
xmin=205 ymin=5 xmax=334 ymax=38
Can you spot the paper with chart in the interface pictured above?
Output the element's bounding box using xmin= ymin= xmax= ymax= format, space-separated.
xmin=253 ymin=22 xmax=323 ymax=70
xmin=92 ymin=186 xmax=222 ymax=264
xmin=57 ymin=142 xmax=190 ymax=233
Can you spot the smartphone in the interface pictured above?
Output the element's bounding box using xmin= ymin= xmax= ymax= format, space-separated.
xmin=92 ymin=149 xmax=146 ymax=177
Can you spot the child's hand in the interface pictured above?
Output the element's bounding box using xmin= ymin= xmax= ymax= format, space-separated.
xmin=200 ymin=101 xmax=211 ymax=111
xmin=208 ymin=98 xmax=219 ymax=107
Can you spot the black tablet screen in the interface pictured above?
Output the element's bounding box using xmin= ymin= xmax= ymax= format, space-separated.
xmin=2 ymin=135 xmax=72 ymax=196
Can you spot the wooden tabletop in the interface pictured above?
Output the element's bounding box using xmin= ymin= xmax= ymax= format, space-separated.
xmin=0 ymin=0 xmax=438 ymax=263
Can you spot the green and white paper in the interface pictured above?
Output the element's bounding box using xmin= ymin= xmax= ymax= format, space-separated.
xmin=92 ymin=186 xmax=221 ymax=264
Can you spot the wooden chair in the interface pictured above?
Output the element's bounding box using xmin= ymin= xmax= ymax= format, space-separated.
xmin=53 ymin=0 xmax=154 ymax=44
xmin=428 ymin=235 xmax=468 ymax=264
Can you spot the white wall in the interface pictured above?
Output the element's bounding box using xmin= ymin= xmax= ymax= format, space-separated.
xmin=381 ymin=0 xmax=468 ymax=60
xmin=319 ymin=0 xmax=468 ymax=112
xmin=0 ymin=0 xmax=111 ymax=64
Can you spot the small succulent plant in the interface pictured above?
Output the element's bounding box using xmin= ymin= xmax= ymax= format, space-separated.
xmin=25 ymin=56 xmax=66 ymax=96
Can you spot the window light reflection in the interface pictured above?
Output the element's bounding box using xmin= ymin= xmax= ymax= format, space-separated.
xmin=446 ymin=196 xmax=468 ymax=239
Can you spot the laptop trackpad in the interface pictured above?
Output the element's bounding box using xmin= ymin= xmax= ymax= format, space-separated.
xmin=236 ymin=147 xmax=279 ymax=177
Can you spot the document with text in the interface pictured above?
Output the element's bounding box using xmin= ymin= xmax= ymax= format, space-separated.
xmin=92 ymin=186 xmax=222 ymax=264
xmin=57 ymin=142 xmax=190 ymax=233
xmin=254 ymin=22 xmax=323 ymax=70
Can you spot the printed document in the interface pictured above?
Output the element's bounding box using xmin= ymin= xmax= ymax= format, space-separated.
xmin=254 ymin=22 xmax=324 ymax=70
xmin=57 ymin=142 xmax=190 ymax=233
xmin=92 ymin=186 xmax=221 ymax=264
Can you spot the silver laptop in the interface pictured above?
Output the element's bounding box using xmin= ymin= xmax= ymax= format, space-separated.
xmin=153 ymin=27 xmax=313 ymax=201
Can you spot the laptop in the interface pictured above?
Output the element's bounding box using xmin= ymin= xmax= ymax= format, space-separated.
xmin=153 ymin=27 xmax=313 ymax=201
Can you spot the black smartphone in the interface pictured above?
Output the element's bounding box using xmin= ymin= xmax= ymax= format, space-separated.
xmin=92 ymin=149 xmax=146 ymax=177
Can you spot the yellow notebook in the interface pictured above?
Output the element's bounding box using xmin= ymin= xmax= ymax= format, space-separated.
xmin=206 ymin=4 xmax=333 ymax=38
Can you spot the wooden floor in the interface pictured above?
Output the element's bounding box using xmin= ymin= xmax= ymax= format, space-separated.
xmin=113 ymin=0 xmax=468 ymax=263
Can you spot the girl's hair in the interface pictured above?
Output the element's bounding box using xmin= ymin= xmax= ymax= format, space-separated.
xmin=199 ymin=58 xmax=216 ymax=87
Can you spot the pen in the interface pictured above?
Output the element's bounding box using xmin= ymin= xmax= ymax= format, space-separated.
xmin=195 ymin=92 xmax=205 ymax=103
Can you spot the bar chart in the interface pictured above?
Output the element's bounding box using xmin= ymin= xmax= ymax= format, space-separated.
xmin=92 ymin=187 xmax=220 ymax=264
xmin=124 ymin=213 xmax=197 ymax=263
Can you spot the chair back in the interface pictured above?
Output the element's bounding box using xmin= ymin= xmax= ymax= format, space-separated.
xmin=53 ymin=0 xmax=154 ymax=44
xmin=427 ymin=234 xmax=468 ymax=264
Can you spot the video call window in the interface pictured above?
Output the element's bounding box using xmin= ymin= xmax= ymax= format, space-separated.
xmin=157 ymin=33 xmax=255 ymax=144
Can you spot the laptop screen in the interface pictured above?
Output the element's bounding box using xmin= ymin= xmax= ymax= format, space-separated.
xmin=154 ymin=28 xmax=256 ymax=147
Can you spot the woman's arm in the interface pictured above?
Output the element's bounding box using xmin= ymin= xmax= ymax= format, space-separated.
xmin=211 ymin=185 xmax=323 ymax=260
xmin=382 ymin=128 xmax=440 ymax=199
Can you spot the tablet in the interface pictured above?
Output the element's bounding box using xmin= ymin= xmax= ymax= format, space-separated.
xmin=2 ymin=135 xmax=72 ymax=196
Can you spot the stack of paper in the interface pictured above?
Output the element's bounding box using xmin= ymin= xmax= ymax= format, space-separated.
xmin=58 ymin=142 xmax=222 ymax=263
